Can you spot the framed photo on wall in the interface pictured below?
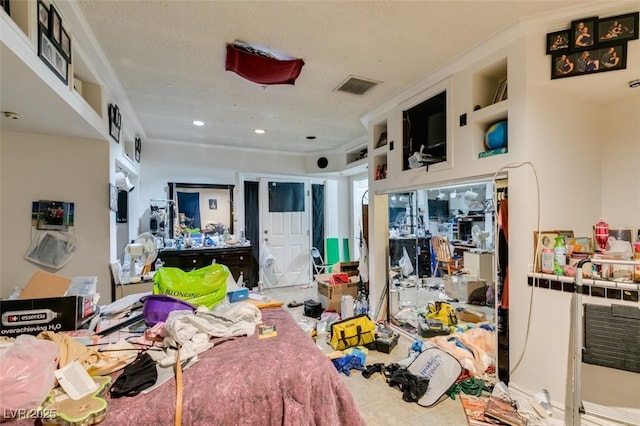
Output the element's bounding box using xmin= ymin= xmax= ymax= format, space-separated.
xmin=38 ymin=1 xmax=49 ymax=30
xmin=38 ymin=27 xmax=68 ymax=84
xmin=598 ymin=12 xmax=639 ymax=43
xmin=570 ymin=17 xmax=598 ymax=51
xmin=60 ymin=27 xmax=71 ymax=61
xmin=551 ymin=43 xmax=626 ymax=79
xmin=546 ymin=29 xmax=570 ymax=54
xmin=134 ymin=137 xmax=141 ymax=162
xmin=109 ymin=103 xmax=121 ymax=143
xmin=49 ymin=4 xmax=62 ymax=47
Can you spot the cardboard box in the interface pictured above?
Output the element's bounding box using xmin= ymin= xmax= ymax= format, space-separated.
xmin=317 ymin=276 xmax=359 ymax=314
xmin=333 ymin=261 xmax=360 ymax=277
xmin=443 ymin=275 xmax=487 ymax=303
xmin=455 ymin=308 xmax=487 ymax=323
xmin=0 ymin=270 xmax=96 ymax=337
xmin=0 ymin=295 xmax=96 ymax=337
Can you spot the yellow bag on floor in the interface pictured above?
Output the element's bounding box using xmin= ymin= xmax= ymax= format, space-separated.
xmin=330 ymin=314 xmax=377 ymax=351
xmin=425 ymin=301 xmax=457 ymax=326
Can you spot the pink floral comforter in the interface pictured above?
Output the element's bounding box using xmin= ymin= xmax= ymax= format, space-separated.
xmin=102 ymin=307 xmax=365 ymax=425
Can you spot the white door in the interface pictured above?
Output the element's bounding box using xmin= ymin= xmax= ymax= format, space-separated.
xmin=260 ymin=179 xmax=311 ymax=287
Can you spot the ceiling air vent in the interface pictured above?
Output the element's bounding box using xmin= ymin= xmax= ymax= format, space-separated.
xmin=335 ymin=76 xmax=380 ymax=96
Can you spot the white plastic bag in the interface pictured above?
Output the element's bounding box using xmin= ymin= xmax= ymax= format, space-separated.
xmin=399 ymin=247 xmax=415 ymax=277
xmin=0 ymin=335 xmax=59 ymax=414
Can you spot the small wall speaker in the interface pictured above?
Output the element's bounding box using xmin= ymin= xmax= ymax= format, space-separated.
xmin=317 ymin=157 xmax=329 ymax=169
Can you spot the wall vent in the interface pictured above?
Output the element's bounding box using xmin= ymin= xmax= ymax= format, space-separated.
xmin=335 ymin=76 xmax=380 ymax=96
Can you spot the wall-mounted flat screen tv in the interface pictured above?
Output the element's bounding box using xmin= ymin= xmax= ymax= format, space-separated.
xmin=403 ymin=91 xmax=447 ymax=170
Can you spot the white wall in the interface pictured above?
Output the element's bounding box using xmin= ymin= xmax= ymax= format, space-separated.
xmin=0 ymin=131 xmax=111 ymax=300
xmin=133 ymin=141 xmax=352 ymax=261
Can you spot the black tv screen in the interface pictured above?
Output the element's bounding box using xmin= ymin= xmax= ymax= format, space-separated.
xmin=427 ymin=199 xmax=449 ymax=219
xmin=403 ymin=91 xmax=447 ymax=170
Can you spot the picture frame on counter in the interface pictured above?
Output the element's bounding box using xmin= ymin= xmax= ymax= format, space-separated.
xmin=38 ymin=27 xmax=68 ymax=85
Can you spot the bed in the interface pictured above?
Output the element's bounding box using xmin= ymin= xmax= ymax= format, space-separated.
xmin=100 ymin=307 xmax=365 ymax=425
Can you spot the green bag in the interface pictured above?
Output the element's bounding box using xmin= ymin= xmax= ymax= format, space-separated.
xmin=153 ymin=264 xmax=228 ymax=308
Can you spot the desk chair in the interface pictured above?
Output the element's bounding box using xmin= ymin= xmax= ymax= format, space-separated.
xmin=310 ymin=247 xmax=332 ymax=275
xmin=431 ymin=235 xmax=463 ymax=276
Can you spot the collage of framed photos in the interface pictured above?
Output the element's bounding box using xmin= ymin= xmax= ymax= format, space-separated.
xmin=37 ymin=1 xmax=71 ymax=85
xmin=547 ymin=11 xmax=638 ymax=79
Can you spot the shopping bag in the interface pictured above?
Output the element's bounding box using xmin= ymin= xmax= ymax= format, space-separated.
xmin=153 ymin=264 xmax=228 ymax=308
xmin=329 ymin=313 xmax=377 ymax=350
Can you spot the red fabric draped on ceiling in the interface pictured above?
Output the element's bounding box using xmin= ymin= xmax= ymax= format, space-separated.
xmin=225 ymin=44 xmax=305 ymax=85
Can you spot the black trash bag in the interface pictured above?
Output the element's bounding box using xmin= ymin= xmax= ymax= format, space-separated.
xmin=110 ymin=352 xmax=158 ymax=398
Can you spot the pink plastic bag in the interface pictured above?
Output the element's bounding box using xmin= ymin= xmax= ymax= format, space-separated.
xmin=0 ymin=335 xmax=59 ymax=414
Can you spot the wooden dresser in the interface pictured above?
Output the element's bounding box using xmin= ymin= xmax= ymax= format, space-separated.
xmin=157 ymin=246 xmax=257 ymax=288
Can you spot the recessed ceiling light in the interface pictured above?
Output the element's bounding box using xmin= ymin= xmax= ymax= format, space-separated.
xmin=254 ymin=129 xmax=266 ymax=134
xmin=192 ymin=120 xmax=205 ymax=126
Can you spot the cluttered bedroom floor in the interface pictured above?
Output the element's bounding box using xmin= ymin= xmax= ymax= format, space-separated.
xmin=261 ymin=283 xmax=471 ymax=426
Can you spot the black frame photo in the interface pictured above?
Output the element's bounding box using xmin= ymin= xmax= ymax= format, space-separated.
xmin=60 ymin=27 xmax=71 ymax=62
xmin=49 ymin=4 xmax=62 ymax=48
xmin=546 ymin=30 xmax=570 ymax=54
xmin=570 ymin=17 xmax=598 ymax=51
xmin=134 ymin=137 xmax=141 ymax=162
xmin=38 ymin=27 xmax=68 ymax=84
xmin=109 ymin=103 xmax=121 ymax=143
xmin=551 ymin=43 xmax=627 ymax=79
xmin=38 ymin=0 xmax=48 ymax=30
xmin=598 ymin=12 xmax=639 ymax=43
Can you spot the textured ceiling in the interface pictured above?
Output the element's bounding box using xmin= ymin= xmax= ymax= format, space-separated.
xmin=74 ymin=0 xmax=600 ymax=154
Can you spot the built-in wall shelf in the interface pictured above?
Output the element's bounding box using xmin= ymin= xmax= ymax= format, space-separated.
xmin=346 ymin=145 xmax=368 ymax=166
xmin=472 ymin=57 xmax=508 ymax=110
xmin=370 ymin=120 xmax=388 ymax=182
xmin=2 ymin=0 xmax=29 ymax=40
xmin=471 ymin=58 xmax=509 ymax=160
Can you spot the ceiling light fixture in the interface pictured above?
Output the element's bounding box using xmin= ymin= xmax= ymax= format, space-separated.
xmin=192 ymin=120 xmax=205 ymax=127
xmin=254 ymin=129 xmax=266 ymax=134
